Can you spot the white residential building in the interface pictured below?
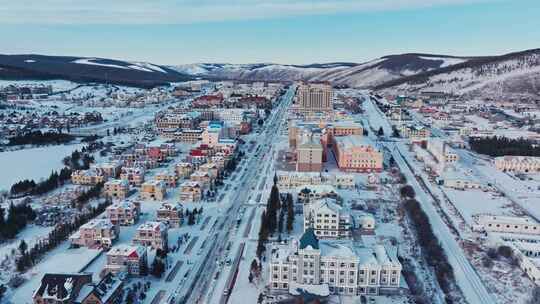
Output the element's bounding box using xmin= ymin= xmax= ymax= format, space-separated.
xmin=303 ymin=198 xmax=351 ymax=239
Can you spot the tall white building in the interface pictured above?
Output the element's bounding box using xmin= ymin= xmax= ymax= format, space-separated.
xmin=303 ymin=197 xmax=351 ymax=239
xmin=269 ymin=229 xmax=402 ymax=296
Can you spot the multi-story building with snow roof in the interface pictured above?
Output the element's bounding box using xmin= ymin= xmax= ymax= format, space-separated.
xmin=427 ymin=138 xmax=459 ymax=165
xmin=296 ymin=130 xmax=324 ymax=172
xmin=476 ymin=215 xmax=540 ymax=235
xmin=69 ymin=218 xmax=119 ymax=249
xmin=104 ymin=179 xmax=129 ymax=200
xmin=399 ymin=123 xmax=430 ymax=142
xmin=199 ymin=162 xmax=219 ymax=178
xmin=71 ymin=169 xmax=105 ymax=185
xmin=155 ymin=170 xmax=179 ymax=187
xmin=104 ymin=244 xmax=147 ymax=276
xmin=140 ymin=180 xmax=166 ymax=201
xmin=120 ymin=167 xmax=145 ymax=186
xmin=269 ymin=229 xmax=402 ymax=296
xmin=132 ymin=221 xmax=168 ymax=250
xmin=295 ymin=83 xmax=333 ymax=115
xmin=494 ymin=156 xmax=540 ymax=173
xmin=92 ymin=160 xmax=123 ymax=178
xmin=303 ymin=197 xmax=351 ymax=239
xmin=106 ymin=200 xmax=140 ymax=226
xmin=156 ymin=202 xmax=183 ymax=228
xmin=332 ymin=135 xmax=383 ymax=173
xmin=179 ymin=181 xmax=203 ymax=202
xmin=175 ymin=162 xmax=194 ymax=178
xmin=190 ymin=170 xmax=212 ymax=188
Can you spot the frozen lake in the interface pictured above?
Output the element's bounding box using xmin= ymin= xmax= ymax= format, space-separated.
xmin=0 ymin=144 xmax=84 ymax=191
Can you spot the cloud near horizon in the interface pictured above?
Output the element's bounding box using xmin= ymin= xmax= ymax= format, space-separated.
xmin=0 ymin=0 xmax=500 ymax=24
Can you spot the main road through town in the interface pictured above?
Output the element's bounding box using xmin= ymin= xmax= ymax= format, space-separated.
xmin=172 ymin=86 xmax=295 ymax=304
xmin=364 ymin=96 xmax=494 ymax=304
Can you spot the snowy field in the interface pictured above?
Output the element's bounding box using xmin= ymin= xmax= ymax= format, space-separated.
xmin=10 ymin=247 xmax=101 ymax=304
xmin=0 ymin=143 xmax=84 ymax=191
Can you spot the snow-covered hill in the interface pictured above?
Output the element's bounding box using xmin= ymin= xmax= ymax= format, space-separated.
xmin=375 ymin=49 xmax=540 ymax=99
xmin=0 ymin=54 xmax=193 ymax=88
xmin=172 ymin=54 xmax=470 ymax=88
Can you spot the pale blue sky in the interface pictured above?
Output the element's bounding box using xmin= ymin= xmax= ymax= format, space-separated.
xmin=0 ymin=0 xmax=538 ymax=64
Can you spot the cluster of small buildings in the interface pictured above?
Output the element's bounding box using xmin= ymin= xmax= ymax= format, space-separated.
xmin=0 ymin=109 xmax=103 ymax=139
xmin=474 ymin=215 xmax=540 ymax=286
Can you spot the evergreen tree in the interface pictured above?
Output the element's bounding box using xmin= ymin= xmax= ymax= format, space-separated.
xmin=286 ymin=194 xmax=294 ymax=233
xmin=377 ymin=127 xmax=384 ymax=136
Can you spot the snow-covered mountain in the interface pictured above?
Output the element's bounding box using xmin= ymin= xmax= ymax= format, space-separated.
xmin=0 ymin=54 xmax=193 ymax=88
xmin=375 ymin=48 xmax=540 ymax=99
xmin=172 ymin=54 xmax=471 ymax=88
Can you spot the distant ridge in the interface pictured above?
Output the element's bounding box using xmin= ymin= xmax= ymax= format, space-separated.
xmin=0 ymin=54 xmax=193 ymax=88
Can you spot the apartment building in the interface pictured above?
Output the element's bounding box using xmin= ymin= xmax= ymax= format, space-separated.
xmin=199 ymin=162 xmax=219 ymax=178
xmin=427 ymin=139 xmax=459 ymax=164
xmin=190 ymin=170 xmax=212 ymax=188
xmin=69 ymin=219 xmax=119 ymax=249
xmin=71 ymin=169 xmax=105 ymax=185
xmin=156 ymin=202 xmax=183 ymax=228
xmin=296 ymin=135 xmax=324 ymax=172
xmin=140 ymin=180 xmax=166 ymax=201
xmin=332 ymin=136 xmax=383 ymax=173
xmin=176 ymin=162 xmax=194 ymax=178
xmin=179 ymin=181 xmax=203 ymax=202
xmin=296 ymin=83 xmax=333 ymax=114
xmin=399 ymin=124 xmax=431 ymax=142
xmin=120 ymin=167 xmax=145 ymax=186
xmin=303 ymin=198 xmax=352 ymax=239
xmin=155 ymin=170 xmax=179 ymax=187
xmin=106 ymin=200 xmax=141 ymax=226
xmin=494 ymin=156 xmax=540 ymax=173
xmin=104 ymin=179 xmax=129 ymax=200
xmin=132 ymin=221 xmax=168 ymax=250
xmin=202 ymin=121 xmax=225 ymax=147
xmin=92 ymin=160 xmax=123 ymax=178
xmin=104 ymin=244 xmax=147 ymax=277
xmin=269 ymin=229 xmax=402 ymax=296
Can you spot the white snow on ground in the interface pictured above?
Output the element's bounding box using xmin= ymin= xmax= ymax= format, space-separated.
xmin=72 ymin=58 xmax=129 ymax=69
xmin=131 ymin=62 xmax=168 ymax=73
xmin=127 ymin=65 xmax=154 ymax=73
xmin=418 ymin=56 xmax=466 ymax=67
xmin=0 ymin=79 xmax=78 ymax=91
xmin=0 ymin=144 xmax=84 ymax=191
xmin=10 ymin=247 xmax=101 ymax=304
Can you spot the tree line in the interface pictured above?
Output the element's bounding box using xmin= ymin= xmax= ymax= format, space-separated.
xmin=8 ymin=130 xmax=75 ymax=146
xmin=402 ymin=191 xmax=457 ymax=303
xmin=10 ymin=148 xmax=95 ymax=197
xmin=0 ymin=202 xmax=36 ymax=241
xmin=256 ymin=175 xmax=295 ymax=259
xmin=469 ymin=136 xmax=540 ymax=157
xmin=15 ymin=185 xmax=109 ymax=272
